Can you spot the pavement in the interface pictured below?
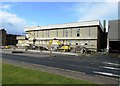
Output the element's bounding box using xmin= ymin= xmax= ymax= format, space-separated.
xmin=11 ymin=48 xmax=78 ymax=56
xmin=1 ymin=49 xmax=120 ymax=85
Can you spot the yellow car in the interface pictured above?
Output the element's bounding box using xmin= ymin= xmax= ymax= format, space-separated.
xmin=59 ymin=45 xmax=71 ymax=52
xmin=5 ymin=46 xmax=11 ymax=49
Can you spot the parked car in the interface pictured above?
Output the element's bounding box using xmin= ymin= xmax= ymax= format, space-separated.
xmin=58 ymin=45 xmax=71 ymax=52
xmin=5 ymin=46 xmax=11 ymax=49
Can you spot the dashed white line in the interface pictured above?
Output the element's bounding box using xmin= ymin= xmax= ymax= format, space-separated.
xmin=94 ymin=71 xmax=119 ymax=77
xmin=103 ymin=62 xmax=120 ymax=66
xmin=100 ymin=66 xmax=120 ymax=70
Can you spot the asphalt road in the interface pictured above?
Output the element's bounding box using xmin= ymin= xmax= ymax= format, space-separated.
xmin=1 ymin=51 xmax=120 ymax=79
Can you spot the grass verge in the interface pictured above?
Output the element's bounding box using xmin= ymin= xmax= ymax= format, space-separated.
xmin=2 ymin=63 xmax=97 ymax=85
xmin=0 ymin=62 xmax=2 ymax=85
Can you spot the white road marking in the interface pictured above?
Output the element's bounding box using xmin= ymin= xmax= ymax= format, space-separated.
xmin=100 ymin=66 xmax=120 ymax=70
xmin=94 ymin=71 xmax=119 ymax=77
xmin=103 ymin=62 xmax=120 ymax=66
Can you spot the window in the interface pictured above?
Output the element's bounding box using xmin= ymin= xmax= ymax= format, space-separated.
xmin=56 ymin=29 xmax=58 ymax=37
xmin=34 ymin=31 xmax=35 ymax=38
xmin=70 ymin=40 xmax=72 ymax=45
xmin=77 ymin=28 xmax=80 ymax=37
xmin=42 ymin=31 xmax=44 ymax=37
xmin=48 ymin=30 xmax=49 ymax=37
xmin=38 ymin=31 xmax=40 ymax=38
xmin=37 ymin=31 xmax=38 ymax=37
xmin=46 ymin=30 xmax=49 ymax=37
xmin=70 ymin=29 xmax=72 ymax=37
xmin=66 ymin=29 xmax=68 ymax=37
xmin=63 ymin=29 xmax=64 ymax=37
xmin=89 ymin=27 xmax=90 ymax=36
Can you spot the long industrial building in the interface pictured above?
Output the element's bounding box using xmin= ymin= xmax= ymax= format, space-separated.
xmin=17 ymin=20 xmax=107 ymax=51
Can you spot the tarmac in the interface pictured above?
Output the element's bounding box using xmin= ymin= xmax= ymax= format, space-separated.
xmin=3 ymin=58 xmax=118 ymax=85
xmin=1 ymin=49 xmax=119 ymax=85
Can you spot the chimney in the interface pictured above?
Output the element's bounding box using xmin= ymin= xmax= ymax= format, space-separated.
xmin=103 ymin=20 xmax=106 ymax=33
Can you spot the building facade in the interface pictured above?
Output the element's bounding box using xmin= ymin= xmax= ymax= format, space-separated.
xmin=17 ymin=20 xmax=106 ymax=51
xmin=0 ymin=29 xmax=7 ymax=46
xmin=0 ymin=29 xmax=19 ymax=46
xmin=108 ymin=19 xmax=120 ymax=52
xmin=16 ymin=35 xmax=26 ymax=47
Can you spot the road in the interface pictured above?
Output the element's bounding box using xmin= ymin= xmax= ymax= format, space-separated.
xmin=1 ymin=50 xmax=120 ymax=79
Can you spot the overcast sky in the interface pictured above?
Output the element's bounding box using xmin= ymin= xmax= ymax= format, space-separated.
xmin=0 ymin=0 xmax=119 ymax=34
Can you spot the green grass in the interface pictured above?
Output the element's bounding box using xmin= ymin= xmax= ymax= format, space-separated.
xmin=2 ymin=63 xmax=96 ymax=84
xmin=0 ymin=62 xmax=2 ymax=84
